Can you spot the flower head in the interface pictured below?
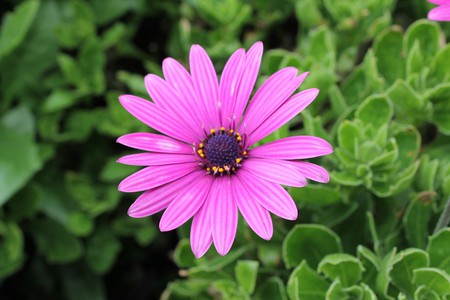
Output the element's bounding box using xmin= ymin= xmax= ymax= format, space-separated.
xmin=117 ymin=42 xmax=333 ymax=258
xmin=428 ymin=0 xmax=450 ymax=21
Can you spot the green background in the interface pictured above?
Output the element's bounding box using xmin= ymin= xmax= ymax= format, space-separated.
xmin=0 ymin=0 xmax=450 ymax=299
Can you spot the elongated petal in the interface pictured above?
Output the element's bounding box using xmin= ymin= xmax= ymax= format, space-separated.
xmin=238 ymin=169 xmax=298 ymax=220
xmin=428 ymin=5 xmax=450 ymax=21
xmin=232 ymin=42 xmax=263 ymax=129
xmin=220 ymin=48 xmax=246 ymax=126
xmin=118 ymin=162 xmax=198 ymax=192
xmin=119 ymin=95 xmax=197 ymax=143
xmin=127 ymin=171 xmax=200 ymax=217
xmin=284 ymin=161 xmax=330 ymax=183
xmin=239 ymin=68 xmax=300 ymax=133
xmin=145 ymin=74 xmax=203 ymax=139
xmin=190 ymin=45 xmax=220 ymax=128
xmin=191 ymin=197 xmax=213 ymax=258
xmin=233 ymin=177 xmax=273 ymax=240
xmin=159 ymin=174 xmax=213 ymax=231
xmin=250 ymin=136 xmax=333 ymax=160
xmin=210 ymin=176 xmax=238 ymax=256
xmin=247 ymin=88 xmax=319 ymax=146
xmin=117 ymin=132 xmax=193 ymax=154
xmin=162 ymin=58 xmax=210 ymax=127
xmin=243 ymin=158 xmax=307 ymax=187
xmin=117 ymin=153 xmax=195 ymax=166
xmin=429 ymin=0 xmax=449 ymax=5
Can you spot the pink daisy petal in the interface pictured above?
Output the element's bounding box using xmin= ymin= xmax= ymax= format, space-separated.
xmin=284 ymin=161 xmax=330 ymax=183
xmin=429 ymin=0 xmax=449 ymax=5
xmin=159 ymin=174 xmax=213 ymax=232
xmin=162 ymin=58 xmax=210 ymax=127
xmin=190 ymin=45 xmax=221 ymax=129
xmin=243 ymin=158 xmax=307 ymax=187
xmin=232 ymin=42 xmax=263 ymax=129
xmin=210 ymin=176 xmax=238 ymax=256
xmin=220 ymin=48 xmax=246 ymax=127
xmin=119 ymin=95 xmax=197 ymax=143
xmin=237 ymin=169 xmax=298 ymax=220
xmin=117 ymin=153 xmax=196 ymax=166
xmin=250 ymin=136 xmax=333 ymax=160
xmin=144 ymin=74 xmax=204 ymax=139
xmin=239 ymin=67 xmax=300 ymax=133
xmin=127 ymin=171 xmax=200 ymax=218
xmin=117 ymin=133 xmax=193 ymax=154
xmin=428 ymin=4 xmax=450 ymax=21
xmin=190 ymin=197 xmax=213 ymax=258
xmin=233 ymin=176 xmax=273 ymax=240
xmin=247 ymin=88 xmax=319 ymax=146
xmin=118 ymin=162 xmax=198 ymax=192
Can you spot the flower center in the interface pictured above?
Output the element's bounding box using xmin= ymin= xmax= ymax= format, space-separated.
xmin=197 ymin=128 xmax=247 ymax=175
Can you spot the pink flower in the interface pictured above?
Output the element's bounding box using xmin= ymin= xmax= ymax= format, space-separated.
xmin=117 ymin=42 xmax=333 ymax=258
xmin=428 ymin=0 xmax=450 ymax=21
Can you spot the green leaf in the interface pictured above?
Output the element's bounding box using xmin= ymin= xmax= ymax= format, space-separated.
xmin=426 ymin=228 xmax=450 ymax=274
xmin=86 ymin=229 xmax=122 ymax=275
xmin=406 ymin=41 xmax=423 ymax=77
xmin=212 ymin=279 xmax=249 ymax=299
xmin=283 ymin=224 xmax=342 ymax=269
xmin=66 ymin=211 xmax=94 ymax=237
xmin=0 ymin=221 xmax=24 ymax=278
xmin=0 ymin=116 xmax=42 ymax=206
xmin=390 ymin=248 xmax=429 ymax=296
xmin=290 ymin=185 xmax=341 ymax=207
xmin=429 ymin=44 xmax=450 ymax=84
xmin=404 ymin=197 xmax=433 ymax=249
xmin=31 ymin=219 xmax=83 ymax=264
xmin=414 ymin=285 xmax=440 ymax=300
xmin=287 ymin=260 xmax=330 ymax=300
xmin=337 ymin=120 xmax=363 ymax=157
xmin=374 ymin=28 xmax=405 ymax=84
xmin=413 ymin=268 xmax=450 ymax=295
xmin=375 ymin=248 xmax=396 ymax=299
xmin=355 ymin=95 xmax=392 ymax=131
xmin=235 ymin=260 xmax=259 ymax=295
xmin=294 ymin=0 xmax=323 ymax=28
xmin=43 ymin=89 xmax=78 ymax=113
xmin=387 ymin=80 xmax=427 ymax=124
xmin=318 ymin=254 xmax=364 ymax=287
xmin=0 ymin=0 xmax=40 ymax=59
xmin=174 ymin=239 xmax=196 ymax=268
xmin=254 ymin=277 xmax=288 ymax=300
xmin=404 ymin=20 xmax=440 ymax=65
xmin=100 ymin=157 xmax=140 ymax=183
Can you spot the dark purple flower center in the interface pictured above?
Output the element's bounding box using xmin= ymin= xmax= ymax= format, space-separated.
xmin=197 ymin=128 xmax=247 ymax=175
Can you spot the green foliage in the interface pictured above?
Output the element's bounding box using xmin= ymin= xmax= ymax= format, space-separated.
xmin=1 ymin=0 xmax=450 ymax=299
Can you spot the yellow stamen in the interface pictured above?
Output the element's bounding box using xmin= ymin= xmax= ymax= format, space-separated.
xmin=199 ymin=143 xmax=204 ymax=148
xmin=200 ymin=153 xmax=204 ymax=158
xmin=230 ymin=129 xmax=234 ymax=133
xmin=210 ymin=129 xmax=215 ymax=134
xmin=207 ymin=167 xmax=211 ymax=172
xmin=219 ymin=167 xmax=224 ymax=173
xmin=236 ymin=158 xmax=241 ymax=163
xmin=212 ymin=166 xmax=217 ymax=171
xmin=243 ymin=151 xmax=247 ymax=155
xmin=220 ymin=127 xmax=225 ymax=131
xmin=197 ymin=149 xmax=203 ymax=154
xmin=232 ymin=167 xmax=236 ymax=171
xmin=237 ymin=136 xmax=242 ymax=141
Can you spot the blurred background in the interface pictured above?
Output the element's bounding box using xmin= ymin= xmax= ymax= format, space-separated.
xmin=1 ymin=0 xmax=449 ymax=299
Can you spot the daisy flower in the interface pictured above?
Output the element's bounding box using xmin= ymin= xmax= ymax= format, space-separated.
xmin=428 ymin=0 xmax=450 ymax=21
xmin=117 ymin=42 xmax=333 ymax=258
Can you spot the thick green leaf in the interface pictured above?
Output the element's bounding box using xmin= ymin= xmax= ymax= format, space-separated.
xmin=283 ymin=224 xmax=342 ymax=269
xmin=404 ymin=20 xmax=440 ymax=65
xmin=174 ymin=239 xmax=196 ymax=269
xmin=404 ymin=197 xmax=433 ymax=249
xmin=355 ymin=95 xmax=392 ymax=131
xmin=254 ymin=277 xmax=288 ymax=300
xmin=318 ymin=254 xmax=364 ymax=287
xmin=0 ymin=221 xmax=24 ymax=278
xmin=235 ymin=260 xmax=259 ymax=295
xmin=413 ymin=268 xmax=450 ymax=295
xmin=375 ymin=248 xmax=396 ymax=299
xmin=337 ymin=120 xmax=363 ymax=157
xmin=290 ymin=185 xmax=341 ymax=207
xmin=0 ymin=0 xmax=40 ymax=58
xmin=374 ymin=28 xmax=405 ymax=84
xmin=86 ymin=229 xmax=122 ymax=275
xmin=426 ymin=228 xmax=450 ymax=274
xmin=287 ymin=261 xmax=330 ymax=300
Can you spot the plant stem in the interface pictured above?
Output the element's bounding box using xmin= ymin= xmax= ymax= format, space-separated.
xmin=433 ymin=196 xmax=450 ymax=234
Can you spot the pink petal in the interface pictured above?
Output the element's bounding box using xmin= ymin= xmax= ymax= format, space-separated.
xmin=162 ymin=58 xmax=210 ymax=128
xmin=247 ymin=88 xmax=319 ymax=146
xmin=220 ymin=48 xmax=246 ymax=127
xmin=428 ymin=5 xmax=450 ymax=21
xmin=127 ymin=171 xmax=200 ymax=218
xmin=210 ymin=176 xmax=238 ymax=256
xmin=144 ymin=74 xmax=203 ymax=139
xmin=191 ymin=197 xmax=213 ymax=258
xmin=232 ymin=42 xmax=263 ymax=129
xmin=117 ymin=132 xmax=193 ymax=154
xmin=118 ymin=162 xmax=198 ymax=192
xmin=249 ymin=136 xmax=333 ymax=160
xmin=237 ymin=169 xmax=298 ymax=220
xmin=117 ymin=153 xmax=195 ymax=166
xmin=239 ymin=68 xmax=303 ymax=134
xmin=190 ymin=45 xmax=221 ymax=129
xmin=159 ymin=174 xmax=213 ymax=231
xmin=284 ymin=161 xmax=330 ymax=183
xmin=233 ymin=176 xmax=273 ymax=240
xmin=243 ymin=158 xmax=307 ymax=187
xmin=119 ymin=95 xmax=198 ymax=143
xmin=429 ymin=0 xmax=449 ymax=5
